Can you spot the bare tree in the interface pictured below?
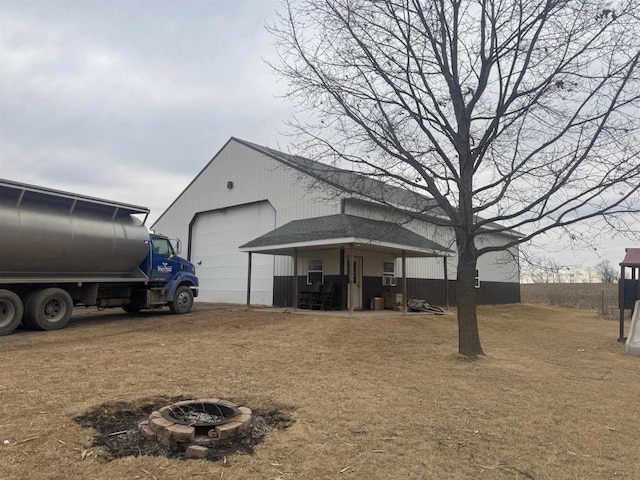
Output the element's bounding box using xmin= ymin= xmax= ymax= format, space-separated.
xmin=269 ymin=0 xmax=640 ymax=356
xmin=595 ymin=260 xmax=618 ymax=283
xmin=525 ymin=256 xmax=565 ymax=283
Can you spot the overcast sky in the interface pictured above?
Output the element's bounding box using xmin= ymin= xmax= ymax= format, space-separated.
xmin=0 ymin=0 xmax=634 ymax=276
xmin=0 ymin=0 xmax=288 ymax=216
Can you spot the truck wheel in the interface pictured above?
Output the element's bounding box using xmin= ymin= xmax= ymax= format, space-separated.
xmin=0 ymin=290 xmax=23 ymax=336
xmin=169 ymin=286 xmax=193 ymax=314
xmin=26 ymin=288 xmax=73 ymax=331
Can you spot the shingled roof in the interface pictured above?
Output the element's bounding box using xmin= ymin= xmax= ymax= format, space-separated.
xmin=233 ymin=138 xmax=440 ymax=214
xmin=234 ymin=138 xmax=521 ymax=238
xmin=621 ymin=248 xmax=640 ymax=267
xmin=240 ymin=214 xmax=451 ymax=257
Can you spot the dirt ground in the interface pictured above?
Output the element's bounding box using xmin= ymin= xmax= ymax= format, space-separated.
xmin=1 ymin=303 xmax=638 ymax=480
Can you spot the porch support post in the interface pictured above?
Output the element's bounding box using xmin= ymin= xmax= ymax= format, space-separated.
xmin=246 ymin=252 xmax=252 ymax=309
xmin=293 ymin=249 xmax=298 ymax=311
xmin=443 ymin=255 xmax=450 ymax=310
xmin=348 ymin=253 xmax=353 ymax=317
xmin=619 ymin=264 xmax=626 ymax=342
xmin=402 ymin=251 xmax=407 ymax=314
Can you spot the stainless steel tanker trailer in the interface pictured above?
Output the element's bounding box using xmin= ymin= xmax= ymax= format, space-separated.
xmin=0 ymin=179 xmax=199 ymax=336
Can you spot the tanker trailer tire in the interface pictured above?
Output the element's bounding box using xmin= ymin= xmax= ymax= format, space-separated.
xmin=169 ymin=286 xmax=193 ymax=314
xmin=20 ymin=291 xmax=39 ymax=329
xmin=0 ymin=290 xmax=23 ymax=336
xmin=122 ymin=304 xmax=141 ymax=313
xmin=26 ymin=288 xmax=73 ymax=331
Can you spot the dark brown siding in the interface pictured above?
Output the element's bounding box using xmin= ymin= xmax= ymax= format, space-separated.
xmin=273 ymin=275 xmax=345 ymax=308
xmin=274 ymin=276 xmax=520 ymax=308
xmin=273 ymin=276 xmax=294 ymax=307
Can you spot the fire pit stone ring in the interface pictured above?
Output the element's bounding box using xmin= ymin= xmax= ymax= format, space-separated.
xmin=139 ymin=398 xmax=253 ymax=455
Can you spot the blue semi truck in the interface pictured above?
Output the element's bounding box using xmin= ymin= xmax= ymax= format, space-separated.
xmin=0 ymin=179 xmax=199 ymax=336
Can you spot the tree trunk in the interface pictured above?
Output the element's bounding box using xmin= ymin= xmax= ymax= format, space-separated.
xmin=456 ymin=239 xmax=484 ymax=357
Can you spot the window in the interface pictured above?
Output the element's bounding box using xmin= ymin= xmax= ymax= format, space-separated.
xmin=475 ymin=269 xmax=480 ymax=289
xmin=383 ymin=261 xmax=396 ymax=286
xmin=152 ymin=238 xmax=173 ymax=257
xmin=307 ymin=258 xmax=323 ymax=284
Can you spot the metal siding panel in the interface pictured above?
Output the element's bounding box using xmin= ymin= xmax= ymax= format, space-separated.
xmin=274 ymin=256 xmax=293 ymax=276
xmin=154 ymin=140 xmax=340 ymax=251
xmin=403 ymin=257 xmax=448 ymax=279
xmin=296 ymin=250 xmax=341 ymax=282
xmin=153 ymin=140 xmax=342 ymax=303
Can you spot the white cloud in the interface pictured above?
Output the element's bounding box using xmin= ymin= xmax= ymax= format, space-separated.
xmin=0 ymin=0 xmax=634 ymax=272
xmin=0 ymin=0 xmax=290 ymax=213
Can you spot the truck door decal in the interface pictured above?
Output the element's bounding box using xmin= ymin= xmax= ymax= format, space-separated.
xmin=157 ymin=262 xmax=173 ymax=273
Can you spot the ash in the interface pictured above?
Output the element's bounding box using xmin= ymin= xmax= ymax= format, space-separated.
xmin=176 ymin=408 xmax=223 ymax=424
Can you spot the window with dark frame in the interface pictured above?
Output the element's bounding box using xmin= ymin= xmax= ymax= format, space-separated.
xmin=307 ymin=258 xmax=324 ymax=284
xmin=383 ymin=261 xmax=396 ymax=286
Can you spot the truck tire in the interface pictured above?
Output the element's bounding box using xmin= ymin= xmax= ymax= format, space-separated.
xmin=25 ymin=288 xmax=73 ymax=331
xmin=20 ymin=291 xmax=38 ymax=329
xmin=169 ymin=286 xmax=193 ymax=314
xmin=0 ymin=290 xmax=23 ymax=336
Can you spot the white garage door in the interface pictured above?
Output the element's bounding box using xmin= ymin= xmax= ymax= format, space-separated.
xmin=191 ymin=201 xmax=275 ymax=305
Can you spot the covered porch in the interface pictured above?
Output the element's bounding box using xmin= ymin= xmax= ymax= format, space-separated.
xmin=239 ymin=214 xmax=451 ymax=314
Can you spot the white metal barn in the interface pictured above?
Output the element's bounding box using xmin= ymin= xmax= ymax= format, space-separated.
xmin=152 ymin=138 xmax=521 ymax=310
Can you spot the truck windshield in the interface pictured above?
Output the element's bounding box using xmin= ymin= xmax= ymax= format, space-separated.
xmin=152 ymin=238 xmax=174 ymax=257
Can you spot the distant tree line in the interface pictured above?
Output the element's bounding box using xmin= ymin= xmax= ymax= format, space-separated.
xmin=523 ymin=259 xmax=618 ymax=283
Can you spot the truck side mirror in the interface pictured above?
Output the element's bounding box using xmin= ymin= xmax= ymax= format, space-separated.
xmin=174 ymin=239 xmax=182 ymax=255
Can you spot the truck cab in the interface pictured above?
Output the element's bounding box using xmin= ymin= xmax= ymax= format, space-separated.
xmin=0 ymin=179 xmax=200 ymax=335
xmin=148 ymin=235 xmax=196 ymax=283
xmin=125 ymin=234 xmax=199 ymax=314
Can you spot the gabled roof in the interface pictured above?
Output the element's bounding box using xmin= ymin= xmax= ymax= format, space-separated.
xmin=153 ymin=137 xmax=520 ymax=239
xmin=233 ymin=138 xmax=440 ymax=214
xmin=621 ymin=248 xmax=640 ymax=267
xmin=240 ymin=214 xmax=451 ymax=257
xmin=233 ymin=138 xmax=521 ymax=239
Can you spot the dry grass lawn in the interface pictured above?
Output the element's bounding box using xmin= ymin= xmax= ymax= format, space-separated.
xmin=1 ymin=303 xmax=638 ymax=480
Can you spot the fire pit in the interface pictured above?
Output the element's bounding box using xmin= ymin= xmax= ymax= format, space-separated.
xmin=139 ymin=398 xmax=252 ymax=458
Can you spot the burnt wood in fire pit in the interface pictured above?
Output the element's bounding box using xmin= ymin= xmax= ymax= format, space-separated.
xmin=140 ymin=398 xmax=252 ymax=453
xmin=162 ymin=400 xmax=241 ymax=431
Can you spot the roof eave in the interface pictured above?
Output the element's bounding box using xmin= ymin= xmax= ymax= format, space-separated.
xmin=240 ymin=236 xmax=449 ymax=257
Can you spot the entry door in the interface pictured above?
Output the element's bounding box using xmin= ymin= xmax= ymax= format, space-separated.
xmin=350 ymin=256 xmax=363 ymax=310
xmin=149 ymin=236 xmax=179 ymax=284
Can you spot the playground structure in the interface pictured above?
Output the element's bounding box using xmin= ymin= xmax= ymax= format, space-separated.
xmin=626 ymin=301 xmax=640 ymax=355
xmin=618 ymin=248 xmax=640 ymax=355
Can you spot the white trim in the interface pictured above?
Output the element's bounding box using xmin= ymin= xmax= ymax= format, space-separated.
xmin=240 ymin=236 xmax=445 ymax=255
